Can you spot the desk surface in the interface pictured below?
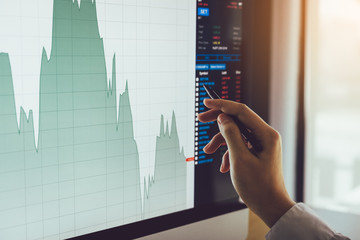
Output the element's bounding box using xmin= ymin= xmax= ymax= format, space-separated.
xmin=246 ymin=210 xmax=269 ymax=240
xmin=137 ymin=208 xmax=269 ymax=240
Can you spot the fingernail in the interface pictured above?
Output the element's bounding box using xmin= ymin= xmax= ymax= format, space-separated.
xmin=203 ymin=145 xmax=208 ymax=152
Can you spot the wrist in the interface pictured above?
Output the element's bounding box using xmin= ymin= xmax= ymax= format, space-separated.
xmin=256 ymin=194 xmax=296 ymax=228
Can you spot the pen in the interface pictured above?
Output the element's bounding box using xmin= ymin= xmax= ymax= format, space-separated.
xmin=202 ymin=84 xmax=263 ymax=152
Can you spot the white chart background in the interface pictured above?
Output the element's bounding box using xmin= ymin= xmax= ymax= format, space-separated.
xmin=0 ymin=0 xmax=196 ymax=231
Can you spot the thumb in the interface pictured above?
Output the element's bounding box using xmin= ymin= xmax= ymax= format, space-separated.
xmin=217 ymin=113 xmax=250 ymax=159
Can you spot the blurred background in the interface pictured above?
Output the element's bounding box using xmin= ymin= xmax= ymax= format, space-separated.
xmin=269 ymin=0 xmax=360 ymax=238
xmin=305 ymin=0 xmax=360 ymax=237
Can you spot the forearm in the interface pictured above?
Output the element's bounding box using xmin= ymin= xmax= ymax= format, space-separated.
xmin=256 ymin=195 xmax=295 ymax=228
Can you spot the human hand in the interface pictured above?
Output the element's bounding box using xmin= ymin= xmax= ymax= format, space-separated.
xmin=197 ymin=99 xmax=295 ymax=227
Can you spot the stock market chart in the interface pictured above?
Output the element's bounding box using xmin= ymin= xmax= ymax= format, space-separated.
xmin=0 ymin=0 xmax=195 ymax=239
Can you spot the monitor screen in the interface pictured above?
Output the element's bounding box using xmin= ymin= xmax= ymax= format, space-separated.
xmin=0 ymin=0 xmax=244 ymax=239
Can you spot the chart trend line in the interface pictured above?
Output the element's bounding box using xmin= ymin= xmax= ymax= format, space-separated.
xmin=0 ymin=0 xmax=188 ymax=239
xmin=143 ymin=113 xmax=187 ymax=219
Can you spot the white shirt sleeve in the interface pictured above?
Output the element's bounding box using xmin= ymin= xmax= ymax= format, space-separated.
xmin=265 ymin=203 xmax=350 ymax=240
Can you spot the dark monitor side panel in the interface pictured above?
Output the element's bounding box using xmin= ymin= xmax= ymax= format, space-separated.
xmin=194 ymin=0 xmax=272 ymax=207
xmin=243 ymin=0 xmax=272 ymax=121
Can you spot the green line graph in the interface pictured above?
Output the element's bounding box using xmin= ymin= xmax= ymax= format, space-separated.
xmin=0 ymin=0 xmax=188 ymax=239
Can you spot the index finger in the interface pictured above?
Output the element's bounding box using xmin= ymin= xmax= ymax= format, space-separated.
xmin=197 ymin=109 xmax=222 ymax=123
xmin=204 ymin=99 xmax=269 ymax=136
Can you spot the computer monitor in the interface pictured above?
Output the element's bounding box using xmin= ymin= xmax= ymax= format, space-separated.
xmin=0 ymin=0 xmax=271 ymax=239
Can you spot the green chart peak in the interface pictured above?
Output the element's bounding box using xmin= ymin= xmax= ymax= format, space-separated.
xmin=0 ymin=0 xmax=187 ymax=239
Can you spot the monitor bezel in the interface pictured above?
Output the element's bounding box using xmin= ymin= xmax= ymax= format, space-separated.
xmin=71 ymin=200 xmax=245 ymax=239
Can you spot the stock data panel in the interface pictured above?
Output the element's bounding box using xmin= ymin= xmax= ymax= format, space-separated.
xmin=195 ymin=0 xmax=243 ymax=206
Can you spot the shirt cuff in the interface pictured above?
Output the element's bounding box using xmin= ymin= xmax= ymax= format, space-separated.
xmin=265 ymin=203 xmax=343 ymax=240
